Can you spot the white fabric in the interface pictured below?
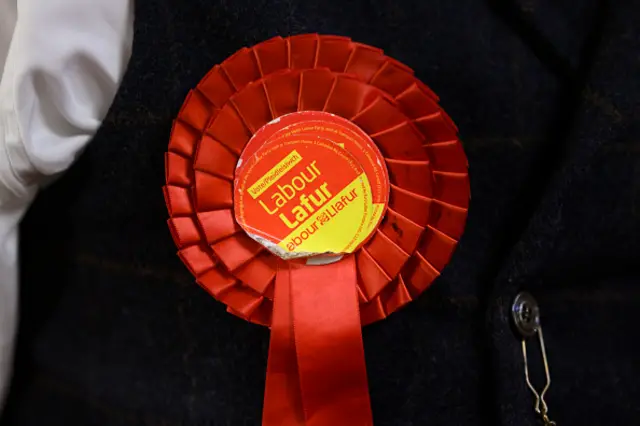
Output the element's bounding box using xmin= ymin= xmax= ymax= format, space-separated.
xmin=0 ymin=0 xmax=134 ymax=409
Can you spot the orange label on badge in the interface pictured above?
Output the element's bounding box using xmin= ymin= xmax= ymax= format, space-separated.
xmin=234 ymin=112 xmax=389 ymax=259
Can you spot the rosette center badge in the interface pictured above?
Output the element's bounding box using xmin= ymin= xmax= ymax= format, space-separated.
xmin=234 ymin=111 xmax=389 ymax=259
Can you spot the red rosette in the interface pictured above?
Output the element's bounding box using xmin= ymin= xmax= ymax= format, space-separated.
xmin=164 ymin=34 xmax=469 ymax=425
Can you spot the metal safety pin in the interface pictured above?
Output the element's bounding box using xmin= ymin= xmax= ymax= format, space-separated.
xmin=512 ymin=292 xmax=556 ymax=426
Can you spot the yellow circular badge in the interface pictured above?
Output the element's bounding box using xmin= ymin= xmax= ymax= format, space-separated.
xmin=234 ymin=112 xmax=389 ymax=259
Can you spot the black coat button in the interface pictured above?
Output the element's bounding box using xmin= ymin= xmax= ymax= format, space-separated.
xmin=511 ymin=292 xmax=540 ymax=337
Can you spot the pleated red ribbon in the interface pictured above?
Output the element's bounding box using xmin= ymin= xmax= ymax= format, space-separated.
xmin=164 ymin=34 xmax=470 ymax=425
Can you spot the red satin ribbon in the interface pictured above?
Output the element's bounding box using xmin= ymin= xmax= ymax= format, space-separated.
xmin=263 ymin=265 xmax=305 ymax=425
xmin=264 ymin=256 xmax=373 ymax=426
xmin=164 ymin=34 xmax=471 ymax=426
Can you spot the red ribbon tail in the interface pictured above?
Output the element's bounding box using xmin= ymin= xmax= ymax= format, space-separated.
xmin=263 ymin=265 xmax=306 ymax=426
xmin=263 ymin=256 xmax=373 ymax=426
xmin=290 ymin=255 xmax=373 ymax=425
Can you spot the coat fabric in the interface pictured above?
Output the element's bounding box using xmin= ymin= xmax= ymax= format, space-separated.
xmin=1 ymin=0 xmax=639 ymax=425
